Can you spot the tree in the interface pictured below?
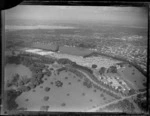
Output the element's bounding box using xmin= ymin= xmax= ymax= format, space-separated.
xmin=57 ymin=58 xmax=72 ymax=65
xmin=21 ymin=75 xmax=30 ymax=85
xmin=99 ymin=67 xmax=106 ymax=75
xmin=92 ymin=64 xmax=97 ymax=68
xmin=10 ymin=73 xmax=20 ymax=86
xmin=128 ymin=89 xmax=135 ymax=95
xmin=107 ymin=66 xmax=117 ymax=73
xmin=45 ymin=71 xmax=51 ymax=76
xmin=5 ymin=90 xmax=21 ymax=111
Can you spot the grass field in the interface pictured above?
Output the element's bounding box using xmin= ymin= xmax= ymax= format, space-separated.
xmin=4 ymin=63 xmax=117 ymax=112
xmin=117 ymin=64 xmax=146 ymax=91
xmin=5 ymin=64 xmax=32 ymax=83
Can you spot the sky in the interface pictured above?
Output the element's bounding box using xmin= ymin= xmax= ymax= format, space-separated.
xmin=4 ymin=5 xmax=148 ymax=27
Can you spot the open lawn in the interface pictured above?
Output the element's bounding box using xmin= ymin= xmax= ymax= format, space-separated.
xmin=5 ymin=64 xmax=32 ymax=83
xmin=14 ymin=65 xmax=116 ymax=112
xmin=117 ymin=64 xmax=146 ymax=91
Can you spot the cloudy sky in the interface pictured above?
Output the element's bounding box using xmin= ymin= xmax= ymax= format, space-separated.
xmin=4 ymin=5 xmax=148 ymax=27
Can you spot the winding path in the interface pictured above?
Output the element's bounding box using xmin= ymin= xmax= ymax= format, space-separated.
xmin=76 ymin=68 xmax=122 ymax=97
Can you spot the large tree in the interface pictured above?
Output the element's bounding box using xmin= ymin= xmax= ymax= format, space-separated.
xmin=107 ymin=66 xmax=117 ymax=73
xmin=99 ymin=67 xmax=106 ymax=75
xmin=92 ymin=64 xmax=97 ymax=69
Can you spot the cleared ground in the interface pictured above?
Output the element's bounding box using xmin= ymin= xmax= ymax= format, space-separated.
xmin=23 ymin=48 xmax=122 ymax=69
xmin=32 ymin=42 xmax=58 ymax=52
xmin=59 ymin=46 xmax=93 ymax=56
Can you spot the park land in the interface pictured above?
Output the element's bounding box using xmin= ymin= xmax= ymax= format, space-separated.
xmin=4 ymin=46 xmax=147 ymax=112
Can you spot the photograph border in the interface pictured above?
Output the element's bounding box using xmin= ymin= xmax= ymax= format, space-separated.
xmin=1 ymin=0 xmax=149 ymax=115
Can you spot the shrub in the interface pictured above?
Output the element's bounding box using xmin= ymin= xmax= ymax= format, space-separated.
xmin=21 ymin=76 xmax=30 ymax=85
xmin=57 ymin=67 xmax=67 ymax=73
xmin=107 ymin=66 xmax=117 ymax=73
xmin=45 ymin=87 xmax=51 ymax=92
xmin=83 ymin=78 xmax=92 ymax=89
xmin=11 ymin=74 xmax=20 ymax=85
xmin=57 ymin=58 xmax=73 ymax=65
xmin=99 ymin=67 xmax=106 ymax=75
xmin=72 ymin=63 xmax=93 ymax=74
xmin=6 ymin=56 xmax=21 ymax=65
xmin=40 ymin=106 xmax=49 ymax=111
xmin=55 ymin=80 xmax=63 ymax=87
xmin=43 ymin=96 xmax=49 ymax=101
xmin=92 ymin=64 xmax=97 ymax=68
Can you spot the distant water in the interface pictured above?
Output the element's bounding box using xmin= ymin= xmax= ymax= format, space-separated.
xmin=5 ymin=25 xmax=76 ymax=30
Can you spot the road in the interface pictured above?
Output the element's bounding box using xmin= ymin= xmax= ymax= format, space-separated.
xmin=76 ymin=68 xmax=122 ymax=97
xmin=75 ymin=68 xmax=146 ymax=112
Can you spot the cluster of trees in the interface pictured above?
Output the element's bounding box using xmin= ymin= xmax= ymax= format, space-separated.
xmin=83 ymin=52 xmax=100 ymax=58
xmin=107 ymin=65 xmax=117 ymax=73
xmin=134 ymin=93 xmax=148 ymax=112
xmin=99 ymin=67 xmax=106 ymax=75
xmin=72 ymin=63 xmax=93 ymax=74
xmin=68 ymin=68 xmax=85 ymax=79
xmin=44 ymin=69 xmax=52 ymax=76
xmin=77 ymin=42 xmax=96 ymax=49
xmin=55 ymin=80 xmax=63 ymax=87
xmin=7 ymin=74 xmax=20 ymax=88
xmin=17 ymin=85 xmax=31 ymax=93
xmin=83 ymin=78 xmax=93 ymax=89
xmin=39 ymin=56 xmax=55 ymax=64
xmin=57 ymin=58 xmax=94 ymax=76
xmin=93 ymin=84 xmax=121 ymax=99
xmin=6 ymin=73 xmax=32 ymax=90
xmin=116 ymin=62 xmax=126 ymax=68
xmin=4 ymin=89 xmax=21 ymax=111
xmin=5 ymin=56 xmax=21 ymax=65
xmin=128 ymin=89 xmax=136 ymax=96
xmin=6 ymin=60 xmax=45 ymax=91
xmin=20 ymin=52 xmax=56 ymax=65
xmin=57 ymin=67 xmax=67 ymax=74
xmin=105 ymin=99 xmax=135 ymax=113
xmin=98 ymin=65 xmax=117 ymax=75
xmin=118 ymin=99 xmax=135 ymax=113
xmin=92 ymin=64 xmax=97 ymax=69
xmin=17 ymin=73 xmax=44 ymax=93
xmin=57 ymin=58 xmax=76 ymax=66
xmin=6 ymin=40 xmax=24 ymax=49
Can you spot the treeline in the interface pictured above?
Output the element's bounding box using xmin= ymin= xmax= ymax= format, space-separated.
xmin=104 ymin=99 xmax=135 ymax=113
xmin=77 ymin=42 xmax=97 ymax=49
xmin=57 ymin=58 xmax=93 ymax=74
xmin=5 ymin=55 xmax=21 ymax=65
xmin=133 ymin=92 xmax=148 ymax=112
xmin=57 ymin=58 xmax=76 ymax=65
xmin=72 ymin=63 xmax=93 ymax=74
xmin=4 ymin=89 xmax=22 ymax=111
xmin=5 ymin=52 xmax=57 ymax=66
